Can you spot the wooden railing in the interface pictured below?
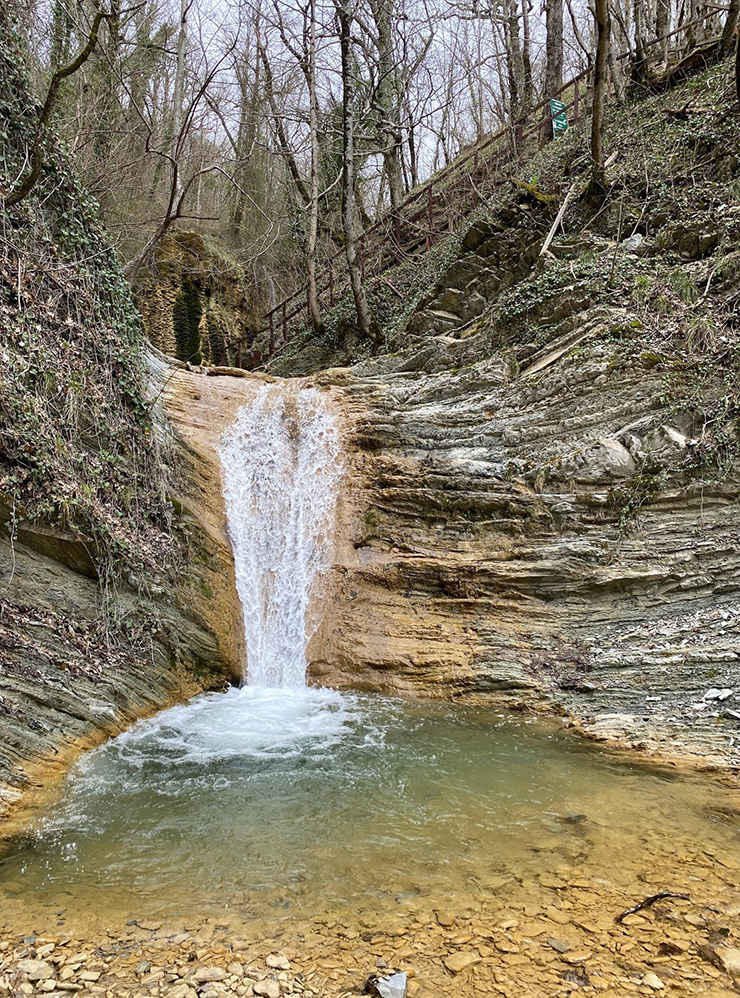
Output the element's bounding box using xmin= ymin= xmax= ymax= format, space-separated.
xmin=229 ymin=15 xmax=726 ymax=369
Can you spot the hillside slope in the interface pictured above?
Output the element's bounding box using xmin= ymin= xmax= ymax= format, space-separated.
xmin=301 ymin=61 xmax=740 ymax=767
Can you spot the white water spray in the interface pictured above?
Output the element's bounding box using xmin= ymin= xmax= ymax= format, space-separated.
xmin=219 ymin=383 xmax=342 ymax=688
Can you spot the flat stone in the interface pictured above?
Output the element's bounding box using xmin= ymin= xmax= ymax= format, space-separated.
xmin=548 ymin=938 xmax=572 ymax=953
xmin=561 ymin=951 xmax=592 ymax=965
xmin=193 ymin=967 xmax=228 ymax=983
xmin=266 ymin=955 xmax=290 ymax=971
xmin=16 ymin=960 xmax=55 ymax=981
xmin=714 ymin=948 xmax=740 ymax=976
xmin=253 ymin=981 xmax=280 ymax=998
xmin=443 ymin=952 xmax=481 ymax=974
xmin=539 ymin=875 xmax=568 ymax=889
xmin=643 ymin=973 xmax=664 ymax=990
xmin=166 ymin=985 xmax=194 ymax=998
xmin=435 ymin=910 xmax=456 ymax=928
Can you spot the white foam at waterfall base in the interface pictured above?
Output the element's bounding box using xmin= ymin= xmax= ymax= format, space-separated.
xmin=219 ymin=384 xmax=342 ymax=688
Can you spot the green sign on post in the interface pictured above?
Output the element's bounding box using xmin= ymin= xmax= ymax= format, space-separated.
xmin=550 ymin=98 xmax=568 ymax=137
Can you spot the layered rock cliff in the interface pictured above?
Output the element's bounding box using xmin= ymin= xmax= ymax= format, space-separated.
xmin=300 ymin=62 xmax=740 ymax=768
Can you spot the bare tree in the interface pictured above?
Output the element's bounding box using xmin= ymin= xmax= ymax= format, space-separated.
xmin=336 ymin=0 xmax=380 ymax=347
xmin=4 ymin=6 xmax=117 ymax=207
xmin=591 ymin=0 xmax=610 ymax=193
xmin=543 ymin=0 xmax=564 ymax=141
xmin=720 ymin=0 xmax=739 ymax=57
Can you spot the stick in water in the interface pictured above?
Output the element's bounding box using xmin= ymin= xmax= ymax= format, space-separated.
xmin=615 ymin=891 xmax=691 ymax=924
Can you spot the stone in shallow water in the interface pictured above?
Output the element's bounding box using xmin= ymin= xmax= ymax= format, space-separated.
xmin=254 ymin=980 xmax=281 ymax=998
xmin=266 ymin=954 xmax=290 ymax=971
xmin=444 ymin=952 xmax=481 ymax=974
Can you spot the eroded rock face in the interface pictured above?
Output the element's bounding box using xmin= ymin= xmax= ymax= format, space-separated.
xmin=309 ymin=314 xmax=740 ymax=766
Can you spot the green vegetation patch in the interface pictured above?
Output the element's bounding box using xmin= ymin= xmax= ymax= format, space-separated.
xmin=0 ymin=17 xmax=179 ymax=584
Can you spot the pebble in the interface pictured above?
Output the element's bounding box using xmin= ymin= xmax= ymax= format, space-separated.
xmin=712 ymin=947 xmax=740 ymax=976
xmin=643 ymin=972 xmax=664 ymax=989
xmin=166 ymin=986 xmax=193 ymax=998
xmin=253 ymin=980 xmax=280 ymax=998
xmin=443 ymin=951 xmax=481 ymax=974
xmin=15 ymin=959 xmax=55 ymax=980
xmin=266 ymin=954 xmax=290 ymax=971
xmin=538 ymin=875 xmax=567 ymax=890
xmin=561 ymin=951 xmax=592 ymax=965
xmin=374 ymin=971 xmax=408 ymax=998
xmin=193 ymin=967 xmax=228 ymax=983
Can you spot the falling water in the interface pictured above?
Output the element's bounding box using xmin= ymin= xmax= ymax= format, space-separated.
xmin=218 ymin=383 xmax=342 ymax=688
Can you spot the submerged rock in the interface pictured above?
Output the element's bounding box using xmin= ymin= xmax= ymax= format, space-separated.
xmin=443 ymin=951 xmax=481 ymax=974
xmin=266 ymin=953 xmax=291 ymax=971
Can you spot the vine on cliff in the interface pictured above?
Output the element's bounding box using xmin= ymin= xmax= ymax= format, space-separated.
xmin=0 ymin=14 xmax=180 ymax=586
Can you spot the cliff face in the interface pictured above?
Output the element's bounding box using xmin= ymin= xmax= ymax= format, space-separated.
xmin=135 ymin=232 xmax=260 ymax=368
xmin=0 ymin=24 xmax=242 ymax=811
xmin=313 ymin=334 xmax=740 ymax=766
xmin=302 ymin=65 xmax=740 ymax=767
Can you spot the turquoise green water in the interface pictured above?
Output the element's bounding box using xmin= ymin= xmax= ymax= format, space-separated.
xmin=0 ymin=687 xmax=737 ymax=928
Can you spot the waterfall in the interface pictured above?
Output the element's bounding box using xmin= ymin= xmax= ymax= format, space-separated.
xmin=219 ymin=383 xmax=342 ymax=688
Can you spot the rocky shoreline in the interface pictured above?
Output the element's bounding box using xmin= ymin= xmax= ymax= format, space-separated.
xmin=2 ymin=830 xmax=740 ymax=997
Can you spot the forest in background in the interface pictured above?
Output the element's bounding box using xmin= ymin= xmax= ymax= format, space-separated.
xmin=4 ymin=0 xmax=740 ymax=355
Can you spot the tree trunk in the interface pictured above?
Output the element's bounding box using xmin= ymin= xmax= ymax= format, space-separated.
xmin=720 ymin=0 xmax=739 ymax=57
xmin=522 ymin=0 xmax=533 ymax=106
xmin=503 ymin=0 xmax=525 ymax=121
xmin=543 ymin=0 xmax=564 ymax=141
xmin=655 ymin=0 xmax=671 ymax=63
xmin=591 ymin=0 xmax=610 ymax=194
xmin=170 ymin=0 xmax=188 ymax=160
xmin=306 ymin=0 xmax=323 ymax=335
xmin=502 ymin=0 xmax=526 ymax=155
xmin=337 ymin=0 xmax=380 ymax=347
xmin=5 ymin=9 xmax=113 ymax=207
xmin=371 ymin=0 xmax=404 ymax=215
xmin=632 ymin=0 xmax=648 ymax=84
